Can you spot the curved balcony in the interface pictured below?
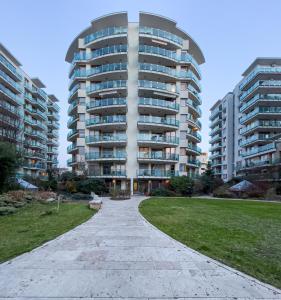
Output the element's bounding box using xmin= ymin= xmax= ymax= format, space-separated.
xmin=186 ymin=99 xmax=202 ymax=117
xmin=188 ymin=85 xmax=202 ymax=105
xmin=138 ymin=152 xmax=179 ymax=163
xmin=67 ymin=158 xmax=77 ymax=166
xmin=186 ymin=114 xmax=201 ymax=129
xmin=85 ymin=134 xmax=127 ymax=146
xmin=138 ymin=80 xmax=178 ymax=97
xmin=138 ymin=97 xmax=179 ymax=115
xmin=0 ymin=69 xmax=22 ymax=94
xmin=139 ymin=45 xmax=201 ymax=78
xmin=67 ymin=115 xmax=79 ymax=129
xmin=186 ymin=159 xmax=200 ymax=167
xmin=138 ymin=116 xmax=179 ymax=131
xmin=68 ymin=99 xmax=79 ymax=115
xmin=240 ymin=120 xmax=281 ymax=135
xmin=137 ymin=169 xmax=178 ymax=178
xmin=68 ymin=84 xmax=80 ymax=101
xmin=137 ymin=134 xmax=179 ymax=148
xmin=240 ymin=106 xmax=281 ymax=125
xmin=48 ymin=102 xmax=60 ymax=112
xmin=240 ymin=93 xmax=281 ymax=113
xmin=86 ymin=115 xmax=126 ymax=130
xmin=240 ymin=80 xmax=281 ymax=102
xmin=67 ymin=144 xmax=78 ymax=154
xmin=67 ymin=129 xmax=79 ymax=141
xmin=87 ymin=80 xmax=127 ymax=97
xmin=210 ymin=134 xmax=222 ymax=144
xmin=86 ymin=98 xmax=127 ymax=114
xmin=139 ymin=26 xmax=183 ymax=48
xmin=84 ymin=27 xmax=127 ymax=47
xmin=85 ymin=151 xmax=127 ymax=162
xmin=48 ymin=121 xmax=59 ymax=130
xmin=0 ymin=83 xmax=22 ymax=105
xmin=186 ymin=144 xmax=202 ymax=155
xmin=186 ymin=130 xmax=202 ymax=143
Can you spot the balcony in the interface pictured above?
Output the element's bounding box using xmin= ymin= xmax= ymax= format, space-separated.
xmin=48 ymin=102 xmax=60 ymax=112
xmin=137 ymin=134 xmax=179 ymax=148
xmin=138 ymin=116 xmax=179 ymax=131
xmin=86 ymin=98 xmax=127 ymax=114
xmin=209 ymin=107 xmax=222 ymax=120
xmin=85 ymin=134 xmax=127 ymax=146
xmin=240 ymin=93 xmax=281 ymax=113
xmin=25 ymin=106 xmax=47 ymax=121
xmin=24 ymin=151 xmax=45 ymax=159
xmin=0 ymin=54 xmax=22 ymax=81
xmin=23 ymin=163 xmax=45 ymax=170
xmin=48 ymin=121 xmax=59 ymax=129
xmin=68 ymin=84 xmax=80 ymax=100
xmin=138 ymin=80 xmax=178 ymax=97
xmin=25 ymin=129 xmax=46 ymax=140
xmin=67 ymin=129 xmax=79 ymax=141
xmin=87 ymin=80 xmax=127 ymax=96
xmin=24 ymin=93 xmax=46 ymax=111
xmin=186 ymin=144 xmax=202 ymax=155
xmin=88 ymin=169 xmax=126 ymax=178
xmin=84 ymin=27 xmax=127 ymax=46
xmin=24 ymin=117 xmax=47 ymax=131
xmin=138 ymin=152 xmax=179 ymax=163
xmin=188 ymin=85 xmax=202 ymax=104
xmin=186 ymin=99 xmax=202 ymax=117
xmin=67 ymin=158 xmax=77 ymax=166
xmin=209 ymin=125 xmax=221 ymax=136
xmin=240 ymin=120 xmax=281 ymax=135
xmin=47 ymin=112 xmax=59 ymax=121
xmin=24 ymin=140 xmax=47 ymax=150
xmin=0 ymin=100 xmax=20 ymax=117
xmin=85 ymin=152 xmax=127 ymax=162
xmin=137 ymin=169 xmax=179 ymax=178
xmin=139 ymin=27 xmax=183 ymax=48
xmin=186 ymin=114 xmax=201 ymax=129
xmin=67 ymin=115 xmax=79 ymax=128
xmin=240 ymin=66 xmax=281 ymax=90
xmin=186 ymin=159 xmax=200 ymax=167
xmin=86 ymin=115 xmax=126 ymax=130
xmin=67 ymin=144 xmax=78 ymax=154
xmin=241 ymin=142 xmax=276 ymax=157
xmin=0 ymin=69 xmax=22 ymax=93
xmin=239 ymin=158 xmax=281 ymax=170
xmin=186 ymin=130 xmax=202 ymax=142
xmin=68 ymin=99 xmax=79 ymax=114
xmin=0 ymin=83 xmax=22 ymax=105
xmin=138 ymin=97 xmax=179 ymax=115
xmin=240 ymin=133 xmax=276 ymax=147
xmin=240 ymin=106 xmax=281 ymax=124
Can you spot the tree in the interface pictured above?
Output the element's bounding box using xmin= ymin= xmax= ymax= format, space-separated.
xmin=0 ymin=142 xmax=19 ymax=192
xmin=170 ymin=176 xmax=194 ymax=196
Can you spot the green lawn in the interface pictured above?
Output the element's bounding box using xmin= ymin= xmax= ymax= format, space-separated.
xmin=139 ymin=197 xmax=281 ymax=289
xmin=0 ymin=202 xmax=95 ymax=263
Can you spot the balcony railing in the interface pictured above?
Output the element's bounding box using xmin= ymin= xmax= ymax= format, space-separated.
xmin=186 ymin=99 xmax=202 ymax=116
xmin=139 ymin=26 xmax=183 ymax=46
xmin=25 ymin=106 xmax=47 ymax=120
xmin=240 ymin=93 xmax=281 ymax=112
xmin=186 ymin=114 xmax=201 ymax=128
xmin=241 ymin=142 xmax=276 ymax=157
xmin=84 ymin=27 xmax=127 ymax=44
xmin=85 ymin=134 xmax=127 ymax=143
xmin=186 ymin=130 xmax=202 ymax=141
xmin=87 ymin=80 xmax=127 ymax=94
xmin=240 ymin=120 xmax=281 ymax=134
xmin=138 ymin=115 xmax=179 ymax=127
xmin=88 ymin=169 xmax=126 ymax=177
xmin=240 ymin=133 xmax=276 ymax=147
xmin=23 ymin=163 xmax=45 ymax=170
xmin=186 ymin=144 xmax=202 ymax=154
xmin=0 ymin=83 xmax=22 ymax=104
xmin=138 ymin=134 xmax=179 ymax=145
xmin=139 ymin=97 xmax=179 ymax=111
xmin=138 ymin=80 xmax=178 ymax=94
xmin=0 ymin=69 xmax=23 ymax=92
xmin=87 ymin=98 xmax=126 ymax=109
xmin=138 ymin=152 xmax=179 ymax=161
xmin=240 ymin=106 xmax=281 ymax=124
xmin=0 ymin=54 xmax=22 ymax=80
xmin=86 ymin=115 xmax=126 ymax=126
xmin=137 ymin=169 xmax=179 ymax=177
xmin=85 ymin=152 xmax=127 ymax=160
xmin=67 ymin=129 xmax=78 ymax=139
xmin=0 ymin=100 xmax=20 ymax=116
xmin=24 ymin=93 xmax=46 ymax=110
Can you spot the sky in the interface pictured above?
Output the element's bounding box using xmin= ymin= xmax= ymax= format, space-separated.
xmin=1 ymin=0 xmax=281 ymax=167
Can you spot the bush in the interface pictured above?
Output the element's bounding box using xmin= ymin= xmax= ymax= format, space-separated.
xmin=76 ymin=179 xmax=108 ymax=195
xmin=275 ymin=183 xmax=281 ymax=195
xmin=170 ymin=176 xmax=194 ymax=196
xmin=213 ymin=185 xmax=233 ymax=198
xmin=0 ymin=206 xmax=17 ymax=215
xmin=150 ymin=187 xmax=177 ymax=197
xmin=65 ymin=181 xmax=77 ymax=193
xmin=110 ymin=188 xmax=130 ymax=200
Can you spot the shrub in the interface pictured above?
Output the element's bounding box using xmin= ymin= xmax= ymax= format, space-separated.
xmin=170 ymin=176 xmax=194 ymax=196
xmin=0 ymin=206 xmax=16 ymax=215
xmin=65 ymin=180 xmax=77 ymax=193
xmin=275 ymin=183 xmax=281 ymax=195
xmin=76 ymin=179 xmax=108 ymax=195
xmin=110 ymin=188 xmax=130 ymax=200
xmin=213 ymin=185 xmax=233 ymax=198
xmin=150 ymin=187 xmax=177 ymax=197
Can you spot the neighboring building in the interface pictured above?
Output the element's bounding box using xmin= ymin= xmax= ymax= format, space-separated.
xmin=210 ymin=57 xmax=281 ymax=182
xmin=66 ymin=12 xmax=205 ymax=194
xmin=0 ymin=43 xmax=60 ymax=180
xmin=198 ymin=152 xmax=208 ymax=174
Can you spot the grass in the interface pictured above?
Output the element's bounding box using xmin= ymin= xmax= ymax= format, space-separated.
xmin=139 ymin=197 xmax=281 ymax=289
xmin=0 ymin=202 xmax=95 ymax=263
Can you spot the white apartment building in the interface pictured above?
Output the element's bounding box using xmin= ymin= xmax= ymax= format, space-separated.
xmin=0 ymin=43 xmax=60 ymax=180
xmin=210 ymin=58 xmax=281 ymax=182
xmin=66 ymin=12 xmax=205 ymax=194
xmin=198 ymin=152 xmax=208 ymax=175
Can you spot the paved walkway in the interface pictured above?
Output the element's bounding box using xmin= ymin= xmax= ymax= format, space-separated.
xmin=0 ymin=196 xmax=280 ymax=299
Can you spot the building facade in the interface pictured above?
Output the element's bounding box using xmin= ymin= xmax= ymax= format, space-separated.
xmin=198 ymin=152 xmax=208 ymax=175
xmin=0 ymin=43 xmax=60 ymax=180
xmin=66 ymin=12 xmax=205 ymax=193
xmin=210 ymin=58 xmax=281 ymax=182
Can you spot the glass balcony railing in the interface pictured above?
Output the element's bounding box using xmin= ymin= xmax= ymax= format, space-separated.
xmin=24 ymin=117 xmax=47 ymax=131
xmin=24 ymin=151 xmax=45 ymax=159
xmin=84 ymin=27 xmax=127 ymax=44
xmin=137 ymin=169 xmax=179 ymax=177
xmin=186 ymin=114 xmax=201 ymax=128
xmin=188 ymin=84 xmax=202 ymax=104
xmin=0 ymin=69 xmax=23 ymax=92
xmin=67 ymin=116 xmax=79 ymax=127
xmin=0 ymin=54 xmax=22 ymax=80
xmin=138 ymin=80 xmax=178 ymax=94
xmin=138 ymin=152 xmax=179 ymax=161
xmin=0 ymin=83 xmax=22 ymax=104
xmin=86 ymin=115 xmax=126 ymax=126
xmin=240 ymin=133 xmax=276 ymax=147
xmin=186 ymin=130 xmax=202 ymax=141
xmin=240 ymin=66 xmax=281 ymax=90
xmin=138 ymin=134 xmax=179 ymax=145
xmin=24 ymin=93 xmax=46 ymax=110
xmin=241 ymin=142 xmax=276 ymax=157
xmin=72 ymin=44 xmax=128 ymax=63
xmin=240 ymin=93 xmax=281 ymax=112
xmin=240 ymin=106 xmax=281 ymax=124
xmin=138 ymin=115 xmax=179 ymax=127
xmin=87 ymin=98 xmax=126 ymax=109
xmin=139 ymin=26 xmax=183 ymax=46
xmin=0 ymin=100 xmax=20 ymax=116
xmin=67 ymin=158 xmax=76 ymax=165
xmin=240 ymin=120 xmax=281 ymax=134
xmin=87 ymin=80 xmax=127 ymax=94
xmin=23 ymin=163 xmax=45 ymax=170
xmin=71 ymin=63 xmax=127 ymax=80
xmin=67 ymin=129 xmax=78 ymax=139
xmin=48 ymin=102 xmax=60 ymax=112
xmin=139 ymin=97 xmax=179 ymax=110
xmin=85 ymin=152 xmax=127 ymax=160
xmin=139 ymin=45 xmax=201 ymax=77
xmin=186 ymin=144 xmax=202 ymax=154
xmin=88 ymin=169 xmax=126 ymax=177
xmin=25 ymin=129 xmax=46 ymax=140
xmin=69 ymin=84 xmax=80 ymax=98
xmin=24 ymin=140 xmax=47 ymax=149
xmin=187 ymin=159 xmax=201 ymax=166
xmin=67 ymin=144 xmax=78 ymax=153
xmin=240 ymin=80 xmax=281 ymax=102
xmin=25 ymin=106 xmax=47 ymax=120
xmin=85 ymin=134 xmax=127 ymax=143
xmin=210 ymin=134 xmax=222 ymax=143
xmin=242 ymin=158 xmax=281 ymax=169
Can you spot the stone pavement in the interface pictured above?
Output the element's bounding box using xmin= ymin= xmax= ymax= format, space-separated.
xmin=0 ymin=196 xmax=280 ymax=299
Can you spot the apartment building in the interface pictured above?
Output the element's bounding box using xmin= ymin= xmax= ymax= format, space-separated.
xmin=210 ymin=58 xmax=281 ymax=182
xmin=66 ymin=12 xmax=205 ymax=194
xmin=0 ymin=43 xmax=60 ymax=180
xmin=198 ymin=152 xmax=208 ymax=174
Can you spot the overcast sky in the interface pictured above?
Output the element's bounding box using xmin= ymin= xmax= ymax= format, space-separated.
xmin=1 ymin=0 xmax=281 ymax=167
